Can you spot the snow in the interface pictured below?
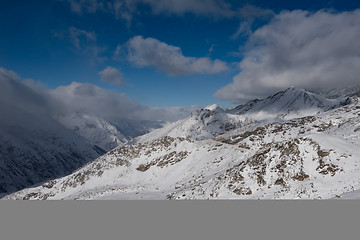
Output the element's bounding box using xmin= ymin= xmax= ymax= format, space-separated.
xmin=336 ymin=189 xmax=360 ymax=199
xmin=204 ymin=104 xmax=222 ymax=111
xmin=56 ymin=112 xmax=127 ymax=151
xmin=3 ymin=89 xmax=360 ymax=200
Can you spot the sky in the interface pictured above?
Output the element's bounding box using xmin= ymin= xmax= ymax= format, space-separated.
xmin=1 ymin=0 xmax=360 ymax=107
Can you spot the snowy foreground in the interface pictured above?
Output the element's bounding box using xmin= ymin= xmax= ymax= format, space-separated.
xmin=3 ymin=88 xmax=360 ymax=200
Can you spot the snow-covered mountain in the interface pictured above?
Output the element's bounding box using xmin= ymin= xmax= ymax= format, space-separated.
xmin=0 ymin=70 xmax=172 ymax=196
xmin=227 ymin=86 xmax=350 ymax=118
xmin=310 ymin=86 xmax=360 ymax=99
xmin=135 ymin=87 xmax=350 ymax=142
xmin=55 ymin=112 xmax=128 ymax=151
xmin=0 ymin=74 xmax=105 ymax=196
xmin=5 ymin=89 xmax=360 ymax=200
xmin=55 ymin=112 xmax=166 ymax=152
xmin=48 ymin=81 xmax=168 ymax=151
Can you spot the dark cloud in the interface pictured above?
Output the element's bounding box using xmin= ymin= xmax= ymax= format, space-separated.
xmin=216 ymin=9 xmax=360 ymax=103
xmin=127 ymin=36 xmax=228 ymax=76
xmin=1 ymin=67 xmax=197 ymax=131
xmin=0 ymin=67 xmax=105 ymax=194
xmin=0 ymin=68 xmax=50 ymax=128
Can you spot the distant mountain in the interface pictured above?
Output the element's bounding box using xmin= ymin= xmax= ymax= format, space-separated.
xmin=228 ymin=86 xmax=350 ymax=118
xmin=309 ymin=86 xmax=360 ymax=99
xmin=48 ymin=81 xmax=170 ymax=151
xmin=55 ymin=112 xmax=128 ymax=151
xmin=0 ymin=70 xmax=169 ymax=196
xmin=0 ymin=74 xmax=105 ymax=196
xmin=6 ymin=89 xmax=360 ymax=200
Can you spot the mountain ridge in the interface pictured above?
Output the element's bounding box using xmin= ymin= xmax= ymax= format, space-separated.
xmin=4 ymin=89 xmax=360 ymax=200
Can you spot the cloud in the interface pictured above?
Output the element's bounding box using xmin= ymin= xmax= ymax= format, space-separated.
xmin=49 ymin=81 xmax=199 ymax=122
xmin=64 ymin=0 xmax=104 ymax=15
xmin=63 ymin=27 xmax=107 ymax=62
xmin=98 ymin=66 xmax=125 ymax=85
xmin=61 ymin=0 xmax=272 ymax=25
xmin=235 ymin=4 xmax=274 ymax=19
xmin=216 ymin=9 xmax=360 ymax=103
xmin=1 ymin=67 xmax=199 ymax=146
xmin=231 ymin=5 xmax=274 ymax=39
xmin=0 ymin=68 xmax=58 ymax=128
xmin=231 ymin=21 xmax=252 ymax=39
xmin=63 ymin=0 xmax=233 ymax=17
xmin=1 ymin=67 xmax=196 ymax=130
xmin=69 ymin=27 xmax=97 ymax=49
xmin=0 ymin=67 xmax=19 ymax=82
xmin=49 ymin=82 xmax=145 ymax=120
xmin=127 ymin=36 xmax=228 ymax=75
xmin=132 ymin=0 xmax=233 ymax=17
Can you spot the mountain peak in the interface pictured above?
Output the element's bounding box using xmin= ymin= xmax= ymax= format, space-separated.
xmin=204 ymin=104 xmax=223 ymax=111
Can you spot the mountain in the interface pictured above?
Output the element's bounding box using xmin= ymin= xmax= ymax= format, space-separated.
xmin=0 ymin=73 xmax=105 ymax=196
xmin=227 ymin=86 xmax=350 ymax=118
xmin=4 ymin=89 xmax=360 ymax=200
xmin=55 ymin=112 xmax=128 ymax=151
xmin=134 ymin=87 xmax=350 ymax=143
xmin=309 ymin=86 xmax=360 ymax=99
xmin=0 ymin=69 xmax=183 ymax=196
xmin=48 ymin=81 xmax=171 ymax=151
xmin=55 ymin=112 xmax=167 ymax=151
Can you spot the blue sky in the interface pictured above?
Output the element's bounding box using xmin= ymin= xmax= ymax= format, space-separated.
xmin=1 ymin=0 xmax=359 ymax=107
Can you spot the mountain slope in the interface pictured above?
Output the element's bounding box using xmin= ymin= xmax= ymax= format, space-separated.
xmin=55 ymin=112 xmax=127 ymax=151
xmin=135 ymin=87 xmax=349 ymax=143
xmin=4 ymin=93 xmax=360 ymax=200
xmin=0 ymin=72 xmax=105 ymax=196
xmin=228 ymin=86 xmax=350 ymax=118
xmin=310 ymin=86 xmax=360 ymax=99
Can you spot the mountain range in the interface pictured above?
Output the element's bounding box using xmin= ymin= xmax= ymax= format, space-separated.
xmin=0 ymin=71 xmax=166 ymax=196
xmin=4 ymin=87 xmax=360 ymax=200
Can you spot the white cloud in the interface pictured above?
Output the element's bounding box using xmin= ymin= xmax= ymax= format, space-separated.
xmin=216 ymin=9 xmax=360 ymax=103
xmin=98 ymin=66 xmax=125 ymax=85
xmin=49 ymin=81 xmax=199 ymax=124
xmin=127 ymin=36 xmax=228 ymax=75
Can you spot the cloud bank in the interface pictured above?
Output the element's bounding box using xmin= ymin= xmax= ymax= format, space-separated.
xmin=1 ymin=67 xmax=198 ymax=134
xmin=216 ymin=9 xmax=360 ymax=103
xmin=127 ymin=36 xmax=228 ymax=75
xmin=49 ymin=81 xmax=199 ymax=123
